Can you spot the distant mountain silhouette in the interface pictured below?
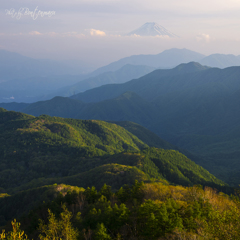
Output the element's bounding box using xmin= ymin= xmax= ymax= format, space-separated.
xmin=0 ymin=50 xmax=86 ymax=82
xmin=91 ymin=48 xmax=205 ymax=75
xmin=199 ymin=54 xmax=240 ymax=68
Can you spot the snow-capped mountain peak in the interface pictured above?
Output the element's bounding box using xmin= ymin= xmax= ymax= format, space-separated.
xmin=126 ymin=22 xmax=179 ymax=38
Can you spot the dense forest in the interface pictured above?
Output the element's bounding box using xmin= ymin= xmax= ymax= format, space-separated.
xmin=0 ymin=108 xmax=226 ymax=194
xmin=0 ymin=108 xmax=239 ymax=239
xmin=1 ymin=182 xmax=240 ymax=239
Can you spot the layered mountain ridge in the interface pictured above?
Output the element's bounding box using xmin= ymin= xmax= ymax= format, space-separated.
xmin=2 ymin=62 xmax=240 ymax=185
xmin=2 ymin=48 xmax=240 ymax=103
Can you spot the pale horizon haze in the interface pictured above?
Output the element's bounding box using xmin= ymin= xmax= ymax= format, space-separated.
xmin=1 ymin=0 xmax=240 ymax=69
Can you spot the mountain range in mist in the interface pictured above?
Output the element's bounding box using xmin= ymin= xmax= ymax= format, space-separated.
xmin=2 ymin=48 xmax=240 ymax=103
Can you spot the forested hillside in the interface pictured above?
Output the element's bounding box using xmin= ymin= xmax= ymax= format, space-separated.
xmin=4 ymin=63 xmax=240 ymax=185
xmin=0 ymin=108 xmax=226 ymax=196
xmin=1 ymin=182 xmax=240 ymax=240
xmin=0 ymin=106 xmax=237 ymax=240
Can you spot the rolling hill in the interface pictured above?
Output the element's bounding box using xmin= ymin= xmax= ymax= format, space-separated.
xmin=4 ymin=62 xmax=240 ymax=185
xmin=0 ymin=108 xmax=225 ymax=196
xmin=72 ymin=64 xmax=240 ymax=184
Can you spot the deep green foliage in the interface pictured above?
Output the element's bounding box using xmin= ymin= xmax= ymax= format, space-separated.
xmin=0 ymin=184 xmax=84 ymax=226
xmin=108 ymin=120 xmax=175 ymax=150
xmin=0 ymin=109 xmax=231 ymax=238
xmin=0 ymin=109 xmax=148 ymax=192
xmin=0 ymin=109 xmax=226 ymax=196
xmin=2 ymin=182 xmax=240 ymax=240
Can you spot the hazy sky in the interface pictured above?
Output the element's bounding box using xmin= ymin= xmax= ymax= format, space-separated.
xmin=1 ymin=0 xmax=240 ymax=68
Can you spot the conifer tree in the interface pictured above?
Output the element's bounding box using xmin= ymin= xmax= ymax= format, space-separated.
xmin=0 ymin=220 xmax=28 ymax=240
